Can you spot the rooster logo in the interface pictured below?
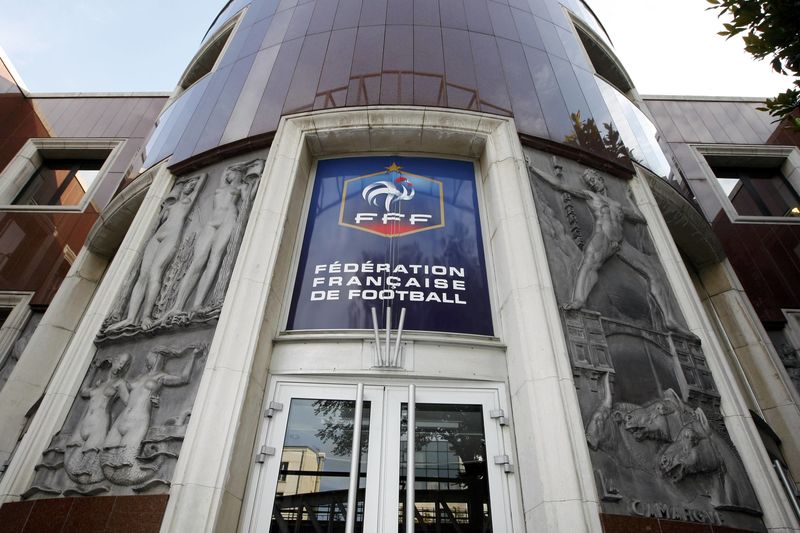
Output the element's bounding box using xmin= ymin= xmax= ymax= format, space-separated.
xmin=362 ymin=176 xmax=415 ymax=212
xmin=340 ymin=161 xmax=444 ymax=237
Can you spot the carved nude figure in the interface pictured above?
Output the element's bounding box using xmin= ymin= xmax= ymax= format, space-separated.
xmin=528 ymin=157 xmax=684 ymax=331
xmin=65 ymin=353 xmax=131 ymax=483
xmin=165 ymin=164 xmax=259 ymax=317
xmin=102 ymin=345 xmax=204 ymax=467
xmin=108 ymin=175 xmax=205 ymax=331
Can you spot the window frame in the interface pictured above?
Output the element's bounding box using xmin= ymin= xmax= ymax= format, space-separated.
xmin=0 ymin=291 xmax=34 ymax=379
xmin=690 ymin=144 xmax=800 ymax=224
xmin=0 ymin=138 xmax=126 ymax=213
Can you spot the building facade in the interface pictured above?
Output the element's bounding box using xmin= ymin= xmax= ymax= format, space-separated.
xmin=0 ymin=1 xmax=799 ymax=532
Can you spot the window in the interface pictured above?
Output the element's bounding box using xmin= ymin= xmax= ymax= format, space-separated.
xmin=571 ymin=17 xmax=634 ymax=96
xmin=710 ymin=165 xmax=800 ymax=218
xmin=0 ymin=138 xmax=125 ymax=211
xmin=176 ymin=13 xmax=240 ymax=91
xmin=692 ymin=144 xmax=800 ymax=223
xmin=14 ymin=158 xmax=105 ymax=206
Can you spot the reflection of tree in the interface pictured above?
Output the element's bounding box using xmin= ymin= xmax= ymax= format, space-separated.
xmin=313 ymin=400 xmax=369 ymax=457
xmin=564 ymin=111 xmax=633 ymax=164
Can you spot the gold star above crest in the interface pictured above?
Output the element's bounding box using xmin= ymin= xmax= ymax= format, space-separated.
xmin=386 ymin=162 xmax=402 ymax=173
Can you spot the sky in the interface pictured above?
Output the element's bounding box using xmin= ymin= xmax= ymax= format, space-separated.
xmin=0 ymin=0 xmax=793 ymax=98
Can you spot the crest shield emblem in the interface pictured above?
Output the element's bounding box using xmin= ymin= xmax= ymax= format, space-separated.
xmin=339 ymin=162 xmax=445 ymax=237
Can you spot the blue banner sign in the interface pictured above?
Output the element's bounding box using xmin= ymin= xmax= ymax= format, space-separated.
xmin=287 ymin=156 xmax=493 ymax=336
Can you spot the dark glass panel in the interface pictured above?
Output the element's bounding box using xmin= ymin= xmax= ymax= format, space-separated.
xmin=487 ymin=2 xmax=519 ymax=41
xmin=387 ymin=0 xmax=414 ymax=25
xmin=527 ymin=0 xmax=551 ymax=21
xmin=523 ymin=46 xmax=573 ymax=142
xmin=170 ymin=65 xmax=235 ymax=164
xmin=439 ymin=0 xmax=467 ymax=29
xmin=442 ymin=28 xmax=479 ymax=110
xmin=216 ymin=21 xmax=253 ymax=69
xmin=194 ymin=54 xmax=259 ymax=155
xmin=270 ymin=399 xmax=370 ymax=533
xmin=277 ymin=0 xmax=300 ymax=12
xmin=549 ymin=55 xmax=592 ymax=124
xmin=463 ymin=0 xmax=493 ymax=34
xmin=414 ymin=0 xmax=440 ymax=27
xmin=284 ymin=1 xmax=315 ymax=40
xmin=261 ymin=7 xmax=296 ymax=49
xmin=414 ymin=26 xmax=446 ymax=106
xmin=333 ymin=0 xmax=364 ymax=30
xmin=283 ymin=32 xmax=331 ymax=114
xmin=316 ymin=28 xmax=358 ymax=109
xmin=512 ymin=8 xmax=545 ymax=49
xmin=381 ymin=25 xmax=415 ymax=104
xmin=221 ymin=45 xmax=282 ymax=144
xmin=506 ymin=0 xmax=529 ymax=12
xmin=308 ymin=0 xmax=339 ymax=34
xmin=360 ymin=0 xmax=388 ymax=26
xmin=147 ymin=76 xmax=211 ymax=165
xmin=469 ymin=33 xmax=512 ymax=115
xmin=239 ymin=16 xmax=273 ymax=57
xmin=244 ymin=0 xmax=281 ymax=25
xmin=534 ymin=16 xmax=567 ymax=60
xmin=496 ymin=38 xmax=548 ymax=137
xmin=347 ymin=26 xmax=384 ymax=106
xmin=398 ymin=403 xmax=492 ymax=532
xmin=249 ymin=37 xmax=305 ymax=136
xmin=544 ymin=0 xmax=569 ymax=27
xmin=556 ymin=26 xmax=587 ymax=67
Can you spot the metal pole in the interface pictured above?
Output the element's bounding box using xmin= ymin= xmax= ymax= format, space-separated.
xmin=345 ymin=383 xmax=365 ymax=533
xmin=385 ymin=307 xmax=392 ymax=368
xmin=371 ymin=307 xmax=382 ymax=366
xmin=406 ymin=384 xmax=416 ymax=533
xmin=392 ymin=308 xmax=406 ymax=367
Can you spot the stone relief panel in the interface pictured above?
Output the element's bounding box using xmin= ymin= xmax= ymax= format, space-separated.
xmin=525 ymin=148 xmax=765 ymax=532
xmin=26 ymin=151 xmax=268 ymax=498
xmin=98 ymin=156 xmax=265 ymax=342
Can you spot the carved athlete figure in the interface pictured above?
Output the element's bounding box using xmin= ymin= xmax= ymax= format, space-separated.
xmin=529 ymin=157 xmax=684 ymax=331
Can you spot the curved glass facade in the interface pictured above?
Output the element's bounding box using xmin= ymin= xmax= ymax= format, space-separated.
xmin=142 ymin=0 xmax=667 ymax=178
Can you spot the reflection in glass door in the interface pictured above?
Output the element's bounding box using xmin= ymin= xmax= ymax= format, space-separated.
xmin=270 ymin=398 xmax=371 ymax=532
xmin=398 ymin=403 xmax=492 ymax=532
xmin=245 ymin=383 xmax=513 ymax=533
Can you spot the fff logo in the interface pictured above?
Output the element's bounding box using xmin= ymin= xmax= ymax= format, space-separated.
xmin=339 ymin=163 xmax=445 ymax=237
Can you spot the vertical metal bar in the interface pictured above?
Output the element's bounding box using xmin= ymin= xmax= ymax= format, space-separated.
xmin=385 ymin=307 xmax=392 ymax=368
xmin=392 ymin=308 xmax=406 ymax=367
xmin=345 ymin=383 xmax=365 ymax=533
xmin=406 ymin=384 xmax=416 ymax=533
xmin=371 ymin=307 xmax=382 ymax=366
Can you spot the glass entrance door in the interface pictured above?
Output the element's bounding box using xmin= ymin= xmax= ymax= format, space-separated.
xmin=242 ymin=382 xmax=514 ymax=533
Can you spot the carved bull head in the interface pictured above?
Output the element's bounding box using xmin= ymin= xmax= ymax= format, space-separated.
xmin=623 ymin=389 xmax=683 ymax=442
xmin=659 ymin=408 xmax=724 ymax=483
